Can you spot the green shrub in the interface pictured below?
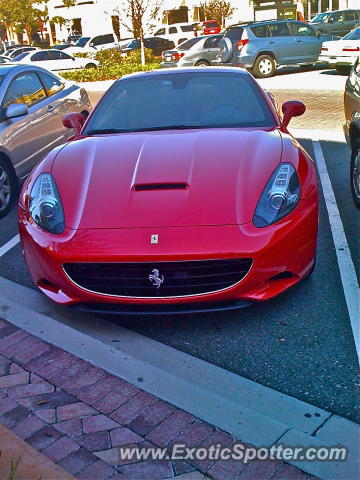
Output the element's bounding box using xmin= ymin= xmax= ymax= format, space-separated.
xmin=73 ymin=52 xmax=93 ymax=59
xmin=95 ymin=48 xmax=123 ymax=66
xmin=60 ymin=62 xmax=160 ymax=82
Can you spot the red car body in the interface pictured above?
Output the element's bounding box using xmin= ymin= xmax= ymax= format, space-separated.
xmin=19 ymin=68 xmax=318 ymax=314
xmin=202 ymin=20 xmax=221 ymax=35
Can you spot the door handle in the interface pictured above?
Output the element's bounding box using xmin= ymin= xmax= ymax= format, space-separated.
xmin=296 ymin=40 xmax=302 ymax=43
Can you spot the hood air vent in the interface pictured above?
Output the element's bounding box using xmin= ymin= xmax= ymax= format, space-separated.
xmin=134 ymin=183 xmax=188 ymax=191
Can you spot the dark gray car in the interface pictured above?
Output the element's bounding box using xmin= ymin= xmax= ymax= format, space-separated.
xmin=160 ymin=35 xmax=222 ymax=68
xmin=310 ymin=9 xmax=360 ymax=37
xmin=215 ymin=20 xmax=339 ymax=78
xmin=0 ymin=64 xmax=91 ymax=217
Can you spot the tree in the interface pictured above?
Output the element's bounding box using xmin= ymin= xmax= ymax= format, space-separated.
xmin=200 ymin=0 xmax=234 ymax=26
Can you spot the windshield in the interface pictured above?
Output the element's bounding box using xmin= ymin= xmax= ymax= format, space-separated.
xmin=12 ymin=52 xmax=29 ymax=61
xmin=84 ymin=72 xmax=276 ymax=135
xmin=75 ymin=37 xmax=90 ymax=47
xmin=178 ymin=37 xmax=203 ymax=50
xmin=343 ymin=27 xmax=360 ymax=40
xmin=0 ymin=75 xmax=5 ymax=86
xmin=310 ymin=12 xmax=331 ymax=23
xmin=125 ymin=39 xmax=139 ymax=49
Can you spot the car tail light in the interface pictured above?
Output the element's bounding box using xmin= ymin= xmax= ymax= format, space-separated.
xmin=342 ymin=47 xmax=360 ymax=52
xmin=237 ymin=38 xmax=249 ymax=50
xmin=321 ymin=47 xmax=328 ymax=51
xmin=172 ymin=52 xmax=185 ymax=61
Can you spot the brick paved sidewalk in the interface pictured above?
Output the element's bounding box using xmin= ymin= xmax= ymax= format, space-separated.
xmin=0 ymin=318 xmax=317 ymax=480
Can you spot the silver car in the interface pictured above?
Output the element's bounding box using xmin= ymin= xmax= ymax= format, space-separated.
xmin=0 ymin=64 xmax=91 ymax=217
xmin=160 ymin=34 xmax=223 ymax=68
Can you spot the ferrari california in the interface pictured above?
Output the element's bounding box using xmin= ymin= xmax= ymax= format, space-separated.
xmin=19 ymin=68 xmax=318 ymax=314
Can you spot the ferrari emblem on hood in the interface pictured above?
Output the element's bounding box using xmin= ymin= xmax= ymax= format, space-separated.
xmin=149 ymin=269 xmax=164 ymax=289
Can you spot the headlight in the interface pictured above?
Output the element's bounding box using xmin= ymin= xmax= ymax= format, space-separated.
xmin=29 ymin=174 xmax=65 ymax=234
xmin=253 ymin=164 xmax=300 ymax=228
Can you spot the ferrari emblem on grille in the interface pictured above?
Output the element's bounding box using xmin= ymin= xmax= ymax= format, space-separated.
xmin=150 ymin=234 xmax=159 ymax=244
xmin=149 ymin=269 xmax=164 ymax=289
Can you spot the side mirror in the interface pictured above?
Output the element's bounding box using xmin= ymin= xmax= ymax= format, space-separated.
xmin=62 ymin=112 xmax=85 ymax=136
xmin=282 ymin=100 xmax=306 ymax=128
xmin=6 ymin=103 xmax=28 ymax=119
xmin=72 ymin=56 xmax=76 ymax=61
xmin=89 ymin=42 xmax=94 ymax=47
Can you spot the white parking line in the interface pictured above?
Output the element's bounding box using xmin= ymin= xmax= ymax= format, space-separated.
xmin=0 ymin=234 xmax=20 ymax=258
xmin=312 ymin=140 xmax=360 ymax=361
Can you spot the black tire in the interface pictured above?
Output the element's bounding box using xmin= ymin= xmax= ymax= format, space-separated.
xmin=85 ymin=63 xmax=97 ymax=69
xmin=195 ymin=60 xmax=210 ymax=66
xmin=252 ymin=55 xmax=276 ymax=78
xmin=335 ymin=65 xmax=350 ymax=75
xmin=0 ymin=157 xmax=17 ymax=218
xmin=350 ymin=148 xmax=360 ymax=209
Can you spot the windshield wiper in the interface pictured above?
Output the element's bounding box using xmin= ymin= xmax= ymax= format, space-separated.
xmin=86 ymin=128 xmax=131 ymax=135
xmin=130 ymin=125 xmax=207 ymax=132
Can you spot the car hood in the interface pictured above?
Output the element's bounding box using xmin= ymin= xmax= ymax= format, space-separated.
xmin=52 ymin=129 xmax=283 ymax=230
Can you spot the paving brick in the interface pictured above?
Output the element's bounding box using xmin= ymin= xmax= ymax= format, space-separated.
xmin=169 ymin=422 xmax=214 ymax=450
xmin=34 ymin=408 xmax=56 ymax=423
xmin=0 ymin=318 xmax=9 ymax=329
xmin=78 ymin=374 xmax=124 ymax=405
xmin=93 ymin=382 xmax=139 ymax=414
xmin=0 ymin=330 xmax=29 ymax=354
xmin=0 ymin=324 xmax=17 ymax=339
xmin=0 ymin=397 xmax=18 ymax=415
xmin=145 ymin=410 xmax=196 ymax=447
xmin=119 ymin=459 xmax=174 ymax=479
xmin=12 ymin=414 xmax=46 ymax=440
xmin=1 ymin=404 xmax=30 ymax=429
xmin=49 ymin=359 xmax=88 ymax=386
xmin=110 ymin=391 xmax=157 ymax=425
xmin=128 ymin=400 xmax=175 ymax=436
xmin=0 ymin=355 xmax=10 ymax=376
xmin=0 ymin=371 xmax=29 ymax=388
xmin=30 ymin=373 xmax=43 ymax=383
xmin=35 ymin=351 xmax=78 ymax=378
xmin=42 ymin=436 xmax=80 ymax=462
xmin=62 ymin=365 xmax=106 ymax=396
xmin=54 ymin=418 xmax=83 ymax=437
xmin=0 ymin=390 xmax=6 ymax=400
xmin=9 ymin=363 xmax=26 ymax=374
xmin=94 ymin=447 xmax=121 ymax=466
xmin=57 ymin=447 xmax=97 ymax=475
xmin=76 ymin=459 xmax=116 ymax=479
xmin=25 ymin=346 xmax=63 ymax=369
xmin=271 ymin=464 xmax=311 ymax=480
xmin=188 ymin=430 xmax=235 ymax=473
xmin=28 ymin=391 xmax=77 ymax=410
xmin=207 ymin=455 xmax=247 ymax=480
xmin=12 ymin=337 xmax=50 ymax=364
xmin=173 ymin=460 xmax=196 ymax=476
xmin=110 ymin=427 xmax=143 ymax=447
xmin=239 ymin=459 xmax=283 ymax=479
xmin=76 ymin=431 xmax=111 ymax=451
xmin=83 ymin=414 xmax=120 ymax=434
xmin=7 ymin=380 xmax=54 ymax=399
xmin=26 ymin=424 xmax=62 ymax=451
xmin=57 ymin=402 xmax=96 ymax=421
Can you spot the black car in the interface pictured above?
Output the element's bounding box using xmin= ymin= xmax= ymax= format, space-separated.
xmin=344 ymin=56 xmax=360 ymax=208
xmin=121 ymin=37 xmax=175 ymax=56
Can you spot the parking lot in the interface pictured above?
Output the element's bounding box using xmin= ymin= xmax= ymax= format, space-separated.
xmin=0 ymin=67 xmax=358 ymax=428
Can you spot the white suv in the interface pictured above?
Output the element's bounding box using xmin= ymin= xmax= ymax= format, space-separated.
xmin=66 ymin=34 xmax=118 ymax=55
xmin=153 ymin=23 xmax=197 ymax=46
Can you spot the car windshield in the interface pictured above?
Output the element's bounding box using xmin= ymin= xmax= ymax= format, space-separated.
xmin=126 ymin=39 xmax=139 ymax=48
xmin=0 ymin=75 xmax=5 ymax=85
xmin=178 ymin=37 xmax=203 ymax=50
xmin=12 ymin=52 xmax=29 ymax=61
xmin=75 ymin=37 xmax=90 ymax=47
xmin=343 ymin=27 xmax=360 ymax=40
xmin=84 ymin=72 xmax=276 ymax=135
xmin=310 ymin=12 xmax=331 ymax=23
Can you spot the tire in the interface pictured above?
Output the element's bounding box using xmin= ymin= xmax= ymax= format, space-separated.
xmin=252 ymin=55 xmax=276 ymax=78
xmin=0 ymin=157 xmax=17 ymax=218
xmin=350 ymin=148 xmax=360 ymax=209
xmin=335 ymin=65 xmax=350 ymax=75
xmin=195 ymin=60 xmax=210 ymax=66
xmin=219 ymin=37 xmax=233 ymax=63
xmin=85 ymin=63 xmax=97 ymax=69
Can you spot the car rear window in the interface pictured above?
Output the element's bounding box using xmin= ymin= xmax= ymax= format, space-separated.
xmin=181 ymin=25 xmax=196 ymax=32
xmin=224 ymin=27 xmax=243 ymax=41
xmin=343 ymin=27 xmax=360 ymax=40
xmin=84 ymin=72 xmax=276 ymax=134
xmin=251 ymin=25 xmax=269 ymax=38
xmin=204 ymin=22 xmax=219 ymax=28
xmin=178 ymin=37 xmax=203 ymax=50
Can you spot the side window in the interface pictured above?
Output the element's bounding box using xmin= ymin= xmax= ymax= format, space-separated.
xmin=268 ymin=23 xmax=291 ymax=37
xmin=224 ymin=27 xmax=243 ymax=42
xmin=48 ymin=50 xmax=62 ymax=60
xmin=155 ymin=28 xmax=165 ymax=35
xmin=31 ymin=51 xmax=49 ymax=61
xmin=3 ymin=73 xmax=46 ymax=108
xmin=344 ymin=11 xmax=355 ymax=21
xmin=169 ymin=27 xmax=177 ymax=34
xmin=329 ymin=12 xmax=341 ymax=23
xmin=92 ymin=35 xmax=104 ymax=46
xmin=103 ymin=34 xmax=114 ymax=44
xmin=38 ymin=72 xmax=65 ymax=97
xmin=59 ymin=51 xmax=72 ymax=59
xmin=251 ymin=25 xmax=269 ymax=38
xmin=204 ymin=36 xmax=221 ymax=48
xmin=291 ymin=23 xmax=316 ymax=37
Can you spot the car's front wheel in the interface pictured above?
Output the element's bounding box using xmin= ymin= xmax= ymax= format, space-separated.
xmin=252 ymin=55 xmax=276 ymax=78
xmin=0 ymin=158 xmax=17 ymax=218
xmin=85 ymin=63 xmax=97 ymax=69
xmin=350 ymin=147 xmax=360 ymax=209
xmin=195 ymin=60 xmax=210 ymax=66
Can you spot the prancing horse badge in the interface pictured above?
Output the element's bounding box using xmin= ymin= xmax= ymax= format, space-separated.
xmin=150 ymin=234 xmax=159 ymax=244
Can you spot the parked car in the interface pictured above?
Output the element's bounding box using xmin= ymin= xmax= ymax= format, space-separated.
xmin=18 ymin=67 xmax=318 ymax=313
xmin=13 ymin=49 xmax=99 ymax=71
xmin=6 ymin=46 xmax=38 ymax=59
xmin=67 ymin=34 xmax=82 ymax=44
xmin=0 ymin=64 xmax=92 ymax=217
xmin=0 ymin=56 xmax=11 ymax=64
xmin=0 ymin=44 xmax=29 ymax=56
xmin=215 ymin=19 xmax=339 ymax=77
xmin=310 ymin=8 xmax=360 ymax=37
xmin=53 ymin=44 xmax=73 ymax=51
xmin=318 ymin=26 xmax=360 ymax=74
xmin=153 ymin=23 xmax=197 ymax=46
xmin=66 ymin=34 xmax=118 ymax=54
xmin=344 ymin=56 xmax=360 ymax=208
xmin=160 ymin=34 xmax=222 ymax=67
xmin=121 ymin=37 xmax=175 ymax=56
xmin=202 ymin=20 xmax=221 ymax=35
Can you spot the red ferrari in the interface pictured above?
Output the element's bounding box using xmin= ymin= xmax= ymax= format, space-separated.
xmin=19 ymin=68 xmax=318 ymax=314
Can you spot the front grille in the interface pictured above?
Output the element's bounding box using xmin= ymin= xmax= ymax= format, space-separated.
xmin=63 ymin=259 xmax=252 ymax=298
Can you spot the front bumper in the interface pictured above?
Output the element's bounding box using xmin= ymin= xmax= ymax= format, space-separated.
xmin=19 ymin=196 xmax=317 ymax=310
